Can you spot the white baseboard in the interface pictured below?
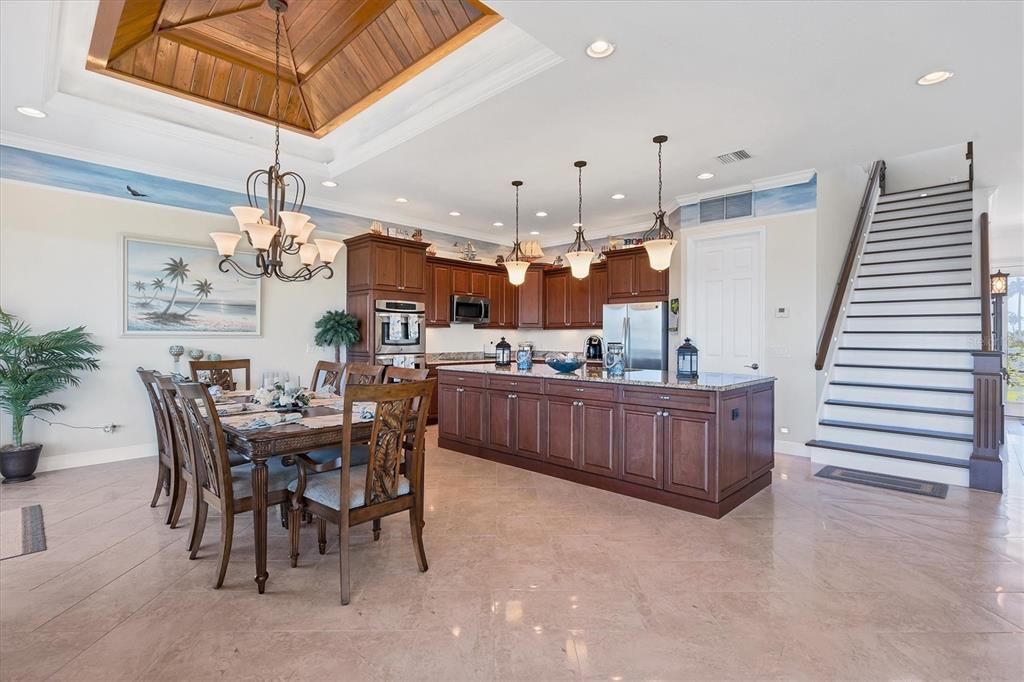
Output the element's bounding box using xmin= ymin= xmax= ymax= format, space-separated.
xmin=33 ymin=442 xmax=156 ymax=473
xmin=774 ymin=439 xmax=810 ymax=458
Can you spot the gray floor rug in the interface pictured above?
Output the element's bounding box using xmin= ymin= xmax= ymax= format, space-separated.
xmin=814 ymin=465 xmax=948 ymax=498
xmin=0 ymin=504 xmax=47 ymax=560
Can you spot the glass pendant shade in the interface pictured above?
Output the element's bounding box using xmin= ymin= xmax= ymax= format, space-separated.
xmin=505 ymin=260 xmax=529 ymax=286
xmin=295 ymin=222 xmax=316 ymax=244
xmin=210 ymin=232 xmax=242 ymax=257
xmin=230 ymin=206 xmax=264 ymax=230
xmin=299 ymin=243 xmax=319 ymax=266
xmin=565 ymin=249 xmax=595 ymax=279
xmin=243 ymin=222 xmax=278 ymax=251
xmin=643 ymin=238 xmax=678 ymax=271
xmin=278 ymin=211 xmax=310 ymax=236
xmin=314 ymin=238 xmax=343 ymax=264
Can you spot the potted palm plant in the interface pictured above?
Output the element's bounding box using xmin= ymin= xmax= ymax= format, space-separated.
xmin=313 ymin=310 xmax=361 ymax=363
xmin=0 ymin=310 xmax=101 ymax=483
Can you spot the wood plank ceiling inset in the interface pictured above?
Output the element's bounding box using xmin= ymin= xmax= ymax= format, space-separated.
xmin=87 ymin=0 xmax=500 ymax=137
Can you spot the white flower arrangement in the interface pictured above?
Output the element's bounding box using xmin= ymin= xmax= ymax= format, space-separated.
xmin=253 ymin=381 xmax=310 ymax=410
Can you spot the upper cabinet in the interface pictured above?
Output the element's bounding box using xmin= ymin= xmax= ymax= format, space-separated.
xmin=543 ymin=263 xmax=606 ymax=329
xmin=426 ymin=260 xmax=452 ymax=327
xmin=517 ymin=264 xmax=545 ymax=329
xmin=426 ymin=257 xmax=516 ymax=329
xmin=606 ymin=248 xmax=669 ymax=302
xmin=344 ymin=234 xmax=428 ymax=295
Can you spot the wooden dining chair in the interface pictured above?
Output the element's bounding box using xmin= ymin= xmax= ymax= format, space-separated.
xmin=155 ymin=376 xmax=200 ymax=541
xmin=189 ymin=359 xmax=251 ymax=391
xmin=383 ymin=366 xmax=429 ymax=383
xmin=174 ymin=381 xmax=297 ymax=588
xmin=137 ymin=368 xmax=180 ymax=525
xmin=311 ymin=360 xmax=347 ymax=393
xmin=346 ymin=363 xmax=385 ymax=385
xmin=287 ymin=380 xmax=433 ymax=605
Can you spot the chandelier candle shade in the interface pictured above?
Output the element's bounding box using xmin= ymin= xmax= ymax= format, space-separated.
xmin=642 ymin=135 xmax=678 ymax=272
xmin=504 ymin=180 xmax=530 ymax=286
xmin=565 ymin=160 xmax=595 ymax=279
xmin=211 ymin=0 xmax=339 ymax=282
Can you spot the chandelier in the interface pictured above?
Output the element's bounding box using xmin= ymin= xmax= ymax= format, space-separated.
xmin=209 ymin=0 xmax=341 ymax=282
xmin=642 ymin=134 xmax=678 ymax=271
xmin=504 ymin=180 xmax=529 ymax=286
xmin=565 ymin=160 xmax=595 ymax=279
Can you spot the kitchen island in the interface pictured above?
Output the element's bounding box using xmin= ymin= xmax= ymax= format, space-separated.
xmin=437 ymin=363 xmax=776 ymax=518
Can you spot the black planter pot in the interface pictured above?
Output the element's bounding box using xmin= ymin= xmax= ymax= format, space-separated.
xmin=0 ymin=443 xmax=42 ymax=483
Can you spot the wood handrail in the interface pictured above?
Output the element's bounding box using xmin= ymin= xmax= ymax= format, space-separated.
xmin=980 ymin=212 xmax=992 ymax=351
xmin=815 ymin=160 xmax=886 ymax=370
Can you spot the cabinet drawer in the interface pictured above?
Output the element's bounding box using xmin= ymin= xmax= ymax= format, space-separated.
xmin=437 ymin=371 xmax=487 ymax=388
xmin=545 ymin=380 xmax=617 ymax=402
xmin=622 ymin=387 xmax=715 ymax=413
xmin=488 ymin=375 xmax=544 ymax=394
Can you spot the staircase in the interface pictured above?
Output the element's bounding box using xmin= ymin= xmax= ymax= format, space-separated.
xmin=808 ymin=178 xmax=980 ymax=487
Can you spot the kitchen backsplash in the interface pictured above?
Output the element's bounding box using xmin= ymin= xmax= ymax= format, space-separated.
xmin=424 ymin=326 xmax=600 ymax=356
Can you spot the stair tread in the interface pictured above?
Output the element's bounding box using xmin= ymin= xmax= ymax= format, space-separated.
xmin=867 ymin=230 xmax=972 ymax=244
xmin=818 ymin=419 xmax=973 ymax=442
xmin=874 ymin=198 xmax=972 ymax=215
xmin=876 ymin=189 xmax=972 ymax=206
xmin=838 ymin=346 xmax=978 ymax=352
xmin=833 ymin=363 xmax=971 ymax=372
xmin=873 ymin=209 xmax=973 ymax=225
xmin=858 ymin=268 xmax=971 ymax=278
xmin=843 ymin=330 xmax=980 ymax=334
xmin=864 ymin=242 xmax=972 ymax=255
xmin=871 ymin=219 xmax=972 ymax=234
xmin=854 ymin=282 xmax=972 ymax=291
xmin=846 ymin=313 xmax=980 ymax=318
xmin=880 ymin=181 xmax=970 ymax=196
xmin=860 ymin=255 xmax=971 ymax=267
xmin=829 ymin=380 xmax=973 ymax=394
xmin=849 ymin=296 xmax=979 ymax=304
xmin=824 ymin=399 xmax=972 ymax=417
xmin=806 ymin=440 xmax=970 ymax=468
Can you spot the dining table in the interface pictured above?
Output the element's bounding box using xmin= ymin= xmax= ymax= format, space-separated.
xmin=216 ymin=392 xmax=379 ymax=594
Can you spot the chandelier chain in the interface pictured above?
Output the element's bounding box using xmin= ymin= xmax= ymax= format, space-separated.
xmin=657 ymin=139 xmax=663 ymax=213
xmin=273 ymin=7 xmax=281 ymax=170
xmin=578 ymin=164 xmax=583 ymax=228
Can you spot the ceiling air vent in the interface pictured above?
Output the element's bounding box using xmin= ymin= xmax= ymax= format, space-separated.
xmin=716 ymin=149 xmax=752 ymax=165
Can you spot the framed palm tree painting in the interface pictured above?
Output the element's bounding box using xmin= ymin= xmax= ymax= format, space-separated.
xmin=121 ymin=235 xmax=261 ymax=336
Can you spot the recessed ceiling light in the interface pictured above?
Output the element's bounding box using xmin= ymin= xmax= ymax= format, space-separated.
xmin=16 ymin=106 xmax=46 ymax=118
xmin=697 ymin=172 xmax=715 ymax=180
xmin=917 ymin=70 xmax=953 ymax=86
xmin=586 ymin=40 xmax=615 ymax=59
xmin=610 ymin=193 xmax=625 ymax=200
xmin=321 ymin=180 xmax=337 ymax=187
xmin=449 ymin=211 xmax=461 ymax=216
xmin=535 ymin=211 xmax=548 ymax=217
xmin=394 ymin=197 xmax=408 ymax=203
xmin=492 ymin=222 xmax=504 ymax=227
xmin=529 ymin=231 xmax=540 ymax=235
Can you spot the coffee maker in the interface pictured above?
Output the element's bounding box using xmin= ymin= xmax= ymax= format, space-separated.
xmin=585 ymin=335 xmax=603 ymax=363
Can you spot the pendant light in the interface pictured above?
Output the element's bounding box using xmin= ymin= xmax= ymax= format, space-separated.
xmin=642 ymin=134 xmax=678 ymax=271
xmin=565 ymin=160 xmax=595 ymax=279
xmin=504 ymin=180 xmax=529 ymax=286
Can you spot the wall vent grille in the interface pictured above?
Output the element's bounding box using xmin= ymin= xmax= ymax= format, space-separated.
xmin=716 ymin=149 xmax=752 ymax=165
xmin=699 ymin=191 xmax=753 ymax=223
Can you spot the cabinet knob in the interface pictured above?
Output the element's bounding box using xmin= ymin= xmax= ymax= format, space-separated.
xmin=659 ymin=395 xmax=672 ymax=400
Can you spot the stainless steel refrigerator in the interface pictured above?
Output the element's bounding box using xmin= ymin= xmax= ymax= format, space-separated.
xmin=602 ymin=302 xmax=669 ymax=371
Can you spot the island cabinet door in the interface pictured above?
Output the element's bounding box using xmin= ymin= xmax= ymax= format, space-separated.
xmin=438 ymin=384 xmax=462 ymax=441
xmin=718 ymin=391 xmax=751 ymax=495
xmin=544 ymin=397 xmax=579 ymax=468
xmin=620 ymin=405 xmax=664 ymax=488
xmin=514 ymin=393 xmax=545 ymax=460
xmin=461 ymin=386 xmax=487 ymax=445
xmin=748 ymin=384 xmax=775 ymax=478
xmin=663 ymin=409 xmax=717 ymax=500
xmin=487 ymin=391 xmax=515 ymax=453
xmin=578 ymin=400 xmax=619 ymax=476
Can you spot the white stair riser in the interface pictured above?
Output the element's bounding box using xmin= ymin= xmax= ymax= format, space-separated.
xmin=871 ymin=210 xmax=973 ymax=230
xmin=873 ymin=202 xmax=972 ymax=220
xmin=839 ymin=332 xmax=981 ymax=349
xmin=856 ymin=270 xmax=972 ymax=287
xmin=823 ymin=404 xmax=972 ymax=433
xmin=844 ymin=315 xmax=981 ymax=332
xmin=816 ymin=425 xmax=973 ymax=458
xmin=876 ymin=190 xmax=972 ymax=210
xmin=846 ymin=299 xmax=979 ymax=315
xmin=865 ymin=232 xmax=975 ymax=251
xmin=835 ymin=349 xmax=973 ymax=369
xmin=809 ymin=448 xmax=969 ymax=488
xmin=852 ymin=284 xmax=974 ymax=302
xmin=858 ymin=256 xmax=970 ymax=275
xmin=829 ymin=365 xmax=973 ymax=388
xmin=862 ymin=244 xmax=972 ymax=263
xmin=827 ymin=384 xmax=974 ymax=410
xmin=879 ymin=183 xmax=970 ymax=202
xmin=868 ymin=222 xmax=972 ymax=242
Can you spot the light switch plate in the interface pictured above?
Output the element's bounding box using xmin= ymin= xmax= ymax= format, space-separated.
xmin=774 ymin=306 xmax=789 ymax=318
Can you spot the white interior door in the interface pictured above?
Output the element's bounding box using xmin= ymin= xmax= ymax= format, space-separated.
xmin=687 ymin=229 xmax=764 ymax=374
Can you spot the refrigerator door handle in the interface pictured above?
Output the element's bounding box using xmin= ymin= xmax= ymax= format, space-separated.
xmin=624 ymin=316 xmax=630 ymax=367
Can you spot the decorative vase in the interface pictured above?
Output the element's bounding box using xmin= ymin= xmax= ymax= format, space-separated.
xmin=188 ymin=349 xmax=204 ymax=361
xmin=207 ymin=353 xmax=222 ymax=361
xmin=0 ymin=443 xmax=42 ymax=483
xmin=168 ymin=345 xmax=185 ymax=373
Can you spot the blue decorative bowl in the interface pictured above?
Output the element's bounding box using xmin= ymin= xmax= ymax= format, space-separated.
xmin=545 ymin=356 xmax=583 ymax=374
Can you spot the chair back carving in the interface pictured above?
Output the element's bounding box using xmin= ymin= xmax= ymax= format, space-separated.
xmin=383 ymin=367 xmax=429 ymax=412
xmin=190 ymin=359 xmax=251 ymax=391
xmin=342 ymin=381 xmax=432 ymax=507
xmin=137 ymin=368 xmax=171 ymax=464
xmin=155 ymin=375 xmax=193 ymax=477
xmin=346 ymin=363 xmax=385 ymax=386
xmin=311 ymin=360 xmax=347 ymax=393
xmin=176 ymin=382 xmax=233 ymax=503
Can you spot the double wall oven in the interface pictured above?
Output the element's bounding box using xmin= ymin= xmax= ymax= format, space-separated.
xmin=374 ymin=299 xmax=426 ymax=369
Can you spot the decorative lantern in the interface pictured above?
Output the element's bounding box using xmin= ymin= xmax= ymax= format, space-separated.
xmin=676 ymin=337 xmax=698 ymax=379
xmin=495 ymin=337 xmax=512 ymax=367
xmin=991 ymin=270 xmax=1008 ymax=296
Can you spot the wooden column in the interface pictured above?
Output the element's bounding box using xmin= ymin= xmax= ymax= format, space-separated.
xmin=970 ymin=350 xmax=1004 ymax=493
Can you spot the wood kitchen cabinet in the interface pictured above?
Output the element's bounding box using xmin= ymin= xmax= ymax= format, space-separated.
xmin=544 ymin=263 xmax=606 ymax=328
xmin=605 ymin=248 xmax=668 ymax=302
xmin=543 ymin=269 xmax=569 ymax=328
xmin=437 ymin=381 xmax=485 ymax=446
xmin=487 ymin=389 xmax=545 ymax=458
xmin=344 ymin=233 xmax=428 ymax=295
xmin=451 ymin=266 xmax=488 ymax=296
xmin=544 ymin=396 xmax=578 ymax=467
xmin=621 ymin=403 xmax=716 ymax=498
xmin=426 ymin=261 xmax=452 ymax=327
xmin=589 ymin=265 xmax=607 ymax=326
xmin=517 ymin=264 xmax=545 ymax=328
xmin=544 ymin=393 xmax=619 ymax=474
xmin=479 ymin=272 xmax=517 ymax=329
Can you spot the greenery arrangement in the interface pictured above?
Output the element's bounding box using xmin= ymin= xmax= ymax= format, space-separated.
xmin=313 ymin=310 xmax=361 ymax=363
xmin=0 ymin=310 xmax=102 ymax=448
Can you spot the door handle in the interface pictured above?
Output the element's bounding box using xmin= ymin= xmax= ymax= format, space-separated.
xmin=744 ymin=363 xmax=760 ymax=371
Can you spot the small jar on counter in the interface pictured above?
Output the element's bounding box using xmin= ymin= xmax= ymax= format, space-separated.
xmin=516 ymin=343 xmax=534 ymax=370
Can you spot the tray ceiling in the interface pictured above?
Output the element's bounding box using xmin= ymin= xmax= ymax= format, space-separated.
xmin=87 ymin=0 xmax=500 ymax=137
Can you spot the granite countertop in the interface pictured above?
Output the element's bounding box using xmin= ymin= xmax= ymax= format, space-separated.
xmin=427 ymin=351 xmax=571 ymax=364
xmin=436 ymin=363 xmax=775 ymax=391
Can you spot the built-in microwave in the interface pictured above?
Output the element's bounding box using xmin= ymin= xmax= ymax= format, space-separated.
xmin=450 ymin=295 xmax=490 ymax=324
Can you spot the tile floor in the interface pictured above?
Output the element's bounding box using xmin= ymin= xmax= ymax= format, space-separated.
xmin=1 ymin=425 xmax=1022 ymax=680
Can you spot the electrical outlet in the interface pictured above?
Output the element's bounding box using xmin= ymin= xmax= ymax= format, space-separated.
xmin=774 ymin=306 xmax=789 ymax=318
xmin=779 ymin=426 xmax=790 ymax=435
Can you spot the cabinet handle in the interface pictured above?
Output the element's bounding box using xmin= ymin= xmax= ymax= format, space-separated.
xmin=457 ymin=377 xmax=464 ymax=381
xmin=659 ymin=395 xmax=672 ymax=400
xmin=575 ymin=388 xmax=585 ymax=392
xmin=509 ymin=382 xmax=517 ymax=386
xmin=456 ymin=387 xmax=465 ymax=393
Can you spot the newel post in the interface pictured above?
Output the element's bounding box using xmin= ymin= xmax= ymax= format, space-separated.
xmin=969 ymin=351 xmax=1004 ymax=493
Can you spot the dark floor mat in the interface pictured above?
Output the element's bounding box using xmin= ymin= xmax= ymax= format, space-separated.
xmin=814 ymin=465 xmax=948 ymax=498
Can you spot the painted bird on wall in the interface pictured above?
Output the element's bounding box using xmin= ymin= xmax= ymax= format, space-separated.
xmin=126 ymin=185 xmax=147 ymax=197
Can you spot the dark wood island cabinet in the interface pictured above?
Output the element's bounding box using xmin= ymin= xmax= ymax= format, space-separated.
xmin=437 ymin=364 xmax=775 ymax=518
